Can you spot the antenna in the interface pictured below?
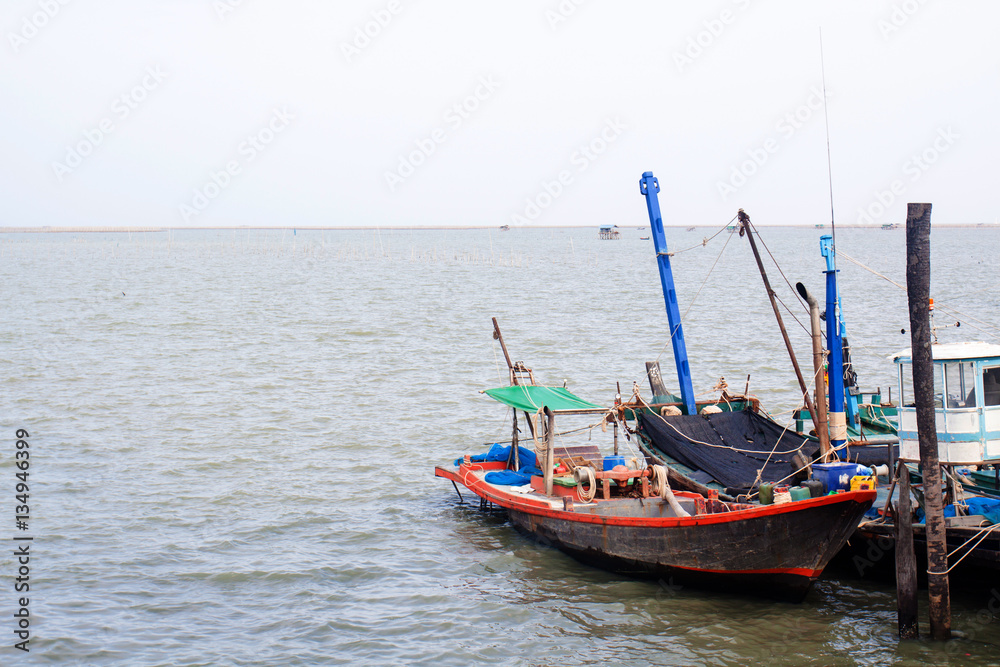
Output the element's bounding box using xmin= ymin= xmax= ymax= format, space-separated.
xmin=819 ymin=29 xmax=836 ymax=245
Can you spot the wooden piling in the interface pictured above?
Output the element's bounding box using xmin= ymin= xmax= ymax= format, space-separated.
xmin=796 ymin=282 xmax=832 ymax=461
xmin=543 ymin=407 xmax=555 ymax=497
xmin=895 ymin=461 xmax=919 ymax=639
xmin=904 ymin=202 xmax=951 ymax=640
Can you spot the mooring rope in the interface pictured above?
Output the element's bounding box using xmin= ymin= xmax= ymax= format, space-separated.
xmin=926 ymin=522 xmax=1000 ymax=575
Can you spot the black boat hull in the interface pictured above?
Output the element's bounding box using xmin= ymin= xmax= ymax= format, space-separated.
xmin=507 ymin=494 xmax=872 ymax=602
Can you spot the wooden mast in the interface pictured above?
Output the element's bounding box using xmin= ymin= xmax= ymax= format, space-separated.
xmin=739 ymin=210 xmax=819 ymax=432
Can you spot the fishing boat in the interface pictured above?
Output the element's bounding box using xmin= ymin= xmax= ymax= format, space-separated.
xmin=436 ymin=172 xmax=875 ymax=601
xmin=836 ymin=340 xmax=1000 ymax=584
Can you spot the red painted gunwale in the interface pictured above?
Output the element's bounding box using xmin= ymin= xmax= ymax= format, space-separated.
xmin=435 ymin=462 xmax=876 ymax=530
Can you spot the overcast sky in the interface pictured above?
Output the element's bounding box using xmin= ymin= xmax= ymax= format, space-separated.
xmin=2 ymin=1 xmax=997 ymax=228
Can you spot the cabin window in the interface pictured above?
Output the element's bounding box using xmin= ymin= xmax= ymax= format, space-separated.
xmin=900 ymin=363 xmax=914 ymax=407
xmin=899 ymin=362 xmax=943 ymax=408
xmin=944 ymin=361 xmax=977 ymax=408
xmin=984 ymin=367 xmax=1000 ymax=407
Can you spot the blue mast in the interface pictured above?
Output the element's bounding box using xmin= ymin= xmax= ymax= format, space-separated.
xmin=639 ymin=171 xmax=696 ymax=416
xmin=820 ymin=235 xmax=847 ymax=451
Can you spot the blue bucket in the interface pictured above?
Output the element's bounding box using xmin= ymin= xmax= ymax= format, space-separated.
xmin=603 ymin=455 xmax=626 ymax=471
xmin=812 ymin=462 xmax=860 ymax=492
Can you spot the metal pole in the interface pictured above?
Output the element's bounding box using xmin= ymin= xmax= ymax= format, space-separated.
xmin=796 ymin=283 xmax=831 ymax=461
xmin=821 ymin=236 xmax=847 ymax=450
xmin=905 ymin=202 xmax=951 ymax=641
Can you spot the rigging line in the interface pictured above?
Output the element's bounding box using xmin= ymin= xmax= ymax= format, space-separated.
xmin=837 ymin=250 xmax=906 ymax=291
xmin=838 ymin=250 xmax=1000 ymax=338
xmin=819 ymin=29 xmax=837 ymax=244
xmin=773 ymin=291 xmax=812 ymax=337
xmin=681 ymin=221 xmax=736 ymax=321
xmin=491 ymin=339 xmax=504 ymax=384
xmin=934 ymin=304 xmax=1000 ymax=339
xmin=653 ymin=218 xmax=737 ymax=366
xmin=747 ymin=411 xmax=803 ymax=493
xmin=670 ymin=214 xmax=739 ymax=255
xmin=748 ymin=220 xmax=808 ymax=313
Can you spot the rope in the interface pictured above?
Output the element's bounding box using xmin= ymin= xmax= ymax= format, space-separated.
xmin=748 ymin=219 xmax=809 ymax=314
xmin=926 ymin=522 xmax=1000 ymax=575
xmin=680 ymin=222 xmax=736 ymax=322
xmin=838 ymin=250 xmax=1000 ymax=341
xmin=935 ymin=303 xmax=1000 ymax=341
xmin=837 ymin=250 xmax=906 ymax=291
xmin=575 ymin=466 xmax=597 ymax=502
xmin=654 ymin=219 xmax=736 ymax=366
xmin=491 ymin=339 xmax=504 ymax=384
xmin=669 ymin=214 xmax=739 ymax=255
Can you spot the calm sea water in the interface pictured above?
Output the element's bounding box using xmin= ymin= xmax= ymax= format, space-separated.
xmin=1 ymin=225 xmax=999 ymax=666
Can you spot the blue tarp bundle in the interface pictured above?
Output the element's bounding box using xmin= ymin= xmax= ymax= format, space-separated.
xmin=484 ymin=467 xmax=543 ymax=486
xmin=945 ymin=497 xmax=1000 ymax=525
xmin=454 ymin=443 xmax=537 ymax=469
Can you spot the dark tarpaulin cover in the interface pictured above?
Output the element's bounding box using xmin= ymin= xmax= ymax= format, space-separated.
xmin=639 ymin=410 xmax=817 ymax=495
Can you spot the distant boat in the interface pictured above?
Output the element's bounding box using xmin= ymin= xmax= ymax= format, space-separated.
xmin=686 ymin=226 xmax=696 ymax=232
xmin=814 ymin=223 xmax=825 ymax=228
xmin=500 ymin=224 xmax=510 ymax=231
xmin=639 ymin=236 xmax=650 ymax=240
xmin=880 ymin=223 xmax=900 ymax=230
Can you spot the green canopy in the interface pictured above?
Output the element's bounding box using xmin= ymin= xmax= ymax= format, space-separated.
xmin=483 ymin=385 xmax=605 ymax=413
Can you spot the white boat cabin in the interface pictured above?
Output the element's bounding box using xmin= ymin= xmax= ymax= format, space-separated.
xmin=894 ymin=342 xmax=1000 ymax=463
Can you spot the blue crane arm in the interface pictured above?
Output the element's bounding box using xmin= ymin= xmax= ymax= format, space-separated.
xmin=639 ymin=171 xmax=697 ymax=416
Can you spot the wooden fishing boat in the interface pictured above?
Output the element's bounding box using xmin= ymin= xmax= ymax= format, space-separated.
xmin=436 ymin=173 xmax=875 ymax=601
xmin=435 ymin=383 xmax=874 ymax=602
xmin=437 ymin=466 xmax=874 ymax=601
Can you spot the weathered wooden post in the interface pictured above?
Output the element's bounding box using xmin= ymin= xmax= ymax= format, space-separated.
xmin=740 ymin=210 xmax=820 ymax=431
xmin=895 ymin=460 xmax=919 ymax=638
xmin=905 ymin=202 xmax=951 ymax=640
xmin=796 ymin=282 xmax=832 ymax=461
xmin=543 ymin=407 xmax=555 ymax=497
